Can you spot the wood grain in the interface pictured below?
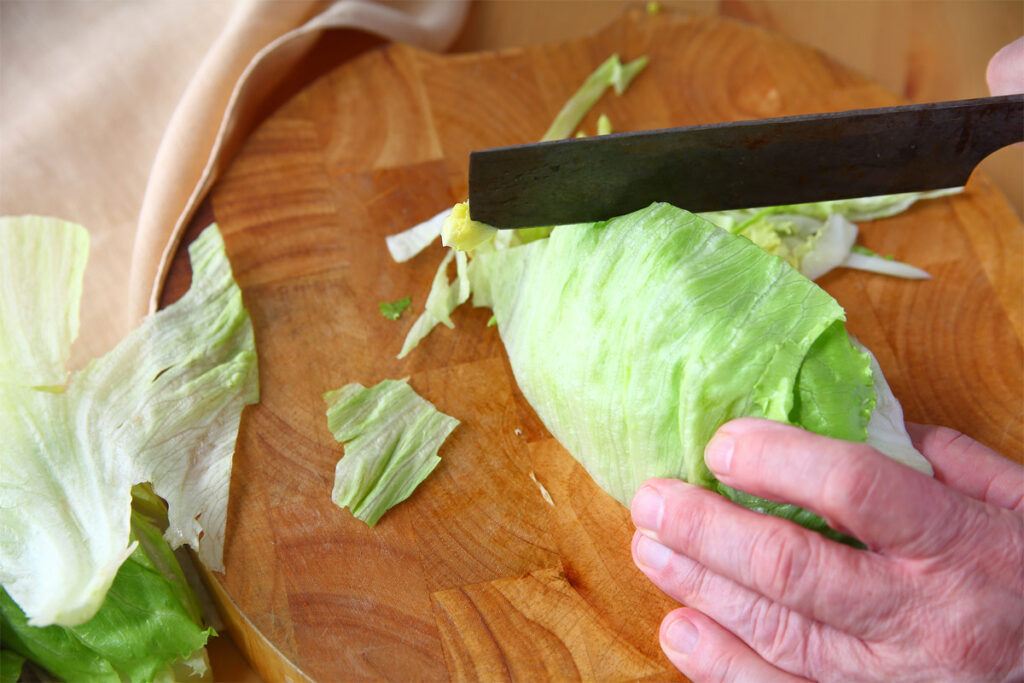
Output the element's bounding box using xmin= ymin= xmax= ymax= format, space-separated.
xmin=163 ymin=10 xmax=1024 ymax=681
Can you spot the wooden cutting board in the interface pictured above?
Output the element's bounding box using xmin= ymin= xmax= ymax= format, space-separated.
xmin=161 ymin=10 xmax=1023 ymax=682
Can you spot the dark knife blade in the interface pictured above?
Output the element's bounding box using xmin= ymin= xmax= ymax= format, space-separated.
xmin=468 ymin=95 xmax=1023 ymax=229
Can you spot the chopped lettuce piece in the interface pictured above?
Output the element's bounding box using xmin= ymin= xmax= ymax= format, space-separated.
xmin=397 ymin=250 xmax=471 ymax=358
xmin=379 ymin=296 xmax=411 ymax=320
xmin=441 ymin=201 xmax=497 ymax=251
xmin=325 ymin=379 xmax=459 ymax=526
xmin=842 ymin=251 xmax=930 ymax=279
xmin=0 ymin=219 xmax=258 ymax=628
xmin=469 ymin=203 xmax=923 ymax=537
xmin=385 ymin=207 xmax=451 ymax=263
xmin=0 ymin=216 xmax=89 ymax=390
xmin=542 ymin=54 xmax=648 ymax=141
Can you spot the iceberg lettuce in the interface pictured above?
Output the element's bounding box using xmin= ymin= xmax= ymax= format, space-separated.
xmin=469 ymin=203 xmax=929 ymax=537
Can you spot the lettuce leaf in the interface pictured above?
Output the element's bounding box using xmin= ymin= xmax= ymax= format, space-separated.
xmin=469 ymin=203 xmax=924 ymax=534
xmin=0 ymin=499 xmax=214 ymax=682
xmin=0 ymin=650 xmax=24 ymax=683
xmin=0 ymin=219 xmax=258 ymax=628
xmin=0 ymin=216 xmax=89 ymax=390
xmin=326 ymin=379 xmax=458 ymax=526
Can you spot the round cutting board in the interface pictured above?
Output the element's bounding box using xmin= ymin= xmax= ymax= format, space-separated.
xmin=161 ymin=10 xmax=1023 ymax=682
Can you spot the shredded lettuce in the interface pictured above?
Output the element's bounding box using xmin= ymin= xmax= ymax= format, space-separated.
xmin=0 ymin=219 xmax=258 ymax=628
xmin=541 ymin=54 xmax=648 ymax=141
xmin=385 ymin=206 xmax=451 ymax=263
xmin=700 ymin=188 xmax=959 ymax=279
xmin=389 ymin=54 xmax=649 ymax=358
xmin=397 ymin=250 xmax=471 ymax=358
xmin=468 ymin=203 xmax=926 ymax=537
xmin=325 ymin=379 xmax=459 ymax=526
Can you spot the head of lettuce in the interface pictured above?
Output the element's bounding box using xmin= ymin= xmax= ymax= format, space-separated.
xmin=468 ymin=203 xmax=931 ymax=542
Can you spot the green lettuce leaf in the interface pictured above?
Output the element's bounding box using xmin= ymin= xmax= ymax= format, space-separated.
xmin=0 ymin=501 xmax=213 ymax=683
xmin=0 ymin=650 xmax=25 ymax=683
xmin=469 ymin=203 xmax=921 ymax=534
xmin=0 ymin=219 xmax=258 ymax=628
xmin=325 ymin=379 xmax=458 ymax=526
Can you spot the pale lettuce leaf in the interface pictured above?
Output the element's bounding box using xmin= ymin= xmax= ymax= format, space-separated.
xmin=0 ymin=216 xmax=89 ymax=389
xmin=0 ymin=220 xmax=258 ymax=627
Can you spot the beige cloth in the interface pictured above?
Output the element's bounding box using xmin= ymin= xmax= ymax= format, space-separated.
xmin=0 ymin=0 xmax=467 ymax=369
xmin=130 ymin=0 xmax=469 ymax=321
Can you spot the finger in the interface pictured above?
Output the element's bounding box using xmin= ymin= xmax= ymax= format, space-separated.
xmin=906 ymin=423 xmax=1024 ymax=512
xmin=631 ymin=480 xmax=901 ymax=635
xmin=987 ymin=36 xmax=1024 ymax=96
xmin=659 ymin=608 xmax=809 ymax=683
xmin=632 ymin=531 xmax=851 ymax=680
xmin=703 ymin=417 xmax=969 ymax=556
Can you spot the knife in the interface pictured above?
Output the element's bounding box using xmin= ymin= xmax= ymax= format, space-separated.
xmin=468 ymin=94 xmax=1023 ymax=229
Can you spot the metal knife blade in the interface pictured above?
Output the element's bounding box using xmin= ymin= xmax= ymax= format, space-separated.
xmin=468 ymin=95 xmax=1023 ymax=229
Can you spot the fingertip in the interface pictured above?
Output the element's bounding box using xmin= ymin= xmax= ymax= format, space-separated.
xmin=659 ymin=608 xmax=804 ymax=682
xmin=704 ymin=432 xmax=735 ymax=476
xmin=987 ymin=36 xmax=1024 ymax=96
xmin=660 ymin=608 xmax=700 ymax=656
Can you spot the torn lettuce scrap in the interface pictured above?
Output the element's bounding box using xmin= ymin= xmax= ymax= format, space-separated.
xmin=325 ymin=379 xmax=458 ymax=526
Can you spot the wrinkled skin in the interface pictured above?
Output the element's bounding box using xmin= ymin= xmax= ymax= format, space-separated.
xmin=630 ymin=418 xmax=1024 ymax=681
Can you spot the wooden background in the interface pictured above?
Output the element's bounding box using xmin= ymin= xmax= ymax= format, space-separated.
xmin=172 ymin=5 xmax=1024 ymax=681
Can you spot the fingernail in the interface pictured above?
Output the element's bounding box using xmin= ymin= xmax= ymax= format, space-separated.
xmin=664 ymin=615 xmax=699 ymax=655
xmin=631 ymin=485 xmax=664 ymax=532
xmin=635 ymin=534 xmax=673 ymax=570
xmin=704 ymin=434 xmax=735 ymax=475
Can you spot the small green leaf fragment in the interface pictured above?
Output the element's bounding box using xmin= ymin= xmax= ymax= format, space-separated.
xmin=379 ymin=296 xmax=411 ymax=320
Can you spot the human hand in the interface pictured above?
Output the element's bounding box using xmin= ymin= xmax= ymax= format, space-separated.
xmin=630 ymin=417 xmax=1024 ymax=682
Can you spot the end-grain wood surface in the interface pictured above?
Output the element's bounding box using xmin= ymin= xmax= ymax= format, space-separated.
xmin=163 ymin=10 xmax=1023 ymax=682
